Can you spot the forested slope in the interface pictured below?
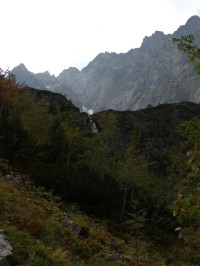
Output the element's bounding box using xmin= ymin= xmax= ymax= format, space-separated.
xmin=0 ymin=69 xmax=200 ymax=265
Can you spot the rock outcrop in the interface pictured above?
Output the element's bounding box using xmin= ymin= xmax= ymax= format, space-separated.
xmin=61 ymin=219 xmax=81 ymax=235
xmin=0 ymin=231 xmax=13 ymax=266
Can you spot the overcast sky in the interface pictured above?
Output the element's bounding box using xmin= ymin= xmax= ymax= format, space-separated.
xmin=0 ymin=0 xmax=200 ymax=76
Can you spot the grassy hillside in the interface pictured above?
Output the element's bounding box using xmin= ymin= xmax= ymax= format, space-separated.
xmin=0 ymin=165 xmax=173 ymax=266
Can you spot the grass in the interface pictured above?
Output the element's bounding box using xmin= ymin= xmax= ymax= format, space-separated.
xmin=0 ymin=168 xmax=197 ymax=265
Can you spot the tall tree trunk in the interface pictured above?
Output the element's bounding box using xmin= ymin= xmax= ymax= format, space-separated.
xmin=66 ymin=151 xmax=71 ymax=167
xmin=135 ymin=236 xmax=139 ymax=266
xmin=120 ymin=183 xmax=128 ymax=222
xmin=129 ymin=184 xmax=134 ymax=210
xmin=66 ymin=144 xmax=71 ymax=167
xmin=0 ymin=102 xmax=4 ymax=119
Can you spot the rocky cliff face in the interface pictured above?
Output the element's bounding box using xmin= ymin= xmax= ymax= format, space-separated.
xmin=12 ymin=16 xmax=200 ymax=112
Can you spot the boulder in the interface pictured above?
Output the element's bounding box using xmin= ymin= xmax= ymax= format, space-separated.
xmin=0 ymin=231 xmax=13 ymax=266
xmin=61 ymin=219 xmax=81 ymax=235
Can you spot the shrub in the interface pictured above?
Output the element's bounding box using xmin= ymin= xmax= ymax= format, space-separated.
xmin=70 ymin=239 xmax=93 ymax=260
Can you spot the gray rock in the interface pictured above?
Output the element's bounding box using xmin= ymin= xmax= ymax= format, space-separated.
xmin=106 ymin=253 xmax=132 ymax=263
xmin=0 ymin=231 xmax=13 ymax=266
xmin=61 ymin=219 xmax=81 ymax=235
xmin=106 ymin=253 xmax=122 ymax=261
xmin=2 ymin=175 xmax=13 ymax=182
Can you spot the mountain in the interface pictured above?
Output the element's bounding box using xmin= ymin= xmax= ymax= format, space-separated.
xmin=12 ymin=63 xmax=47 ymax=89
xmin=12 ymin=15 xmax=200 ymax=112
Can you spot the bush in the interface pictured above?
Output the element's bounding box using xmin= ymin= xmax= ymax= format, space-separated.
xmin=70 ymin=239 xmax=93 ymax=260
xmin=0 ymin=158 xmax=13 ymax=175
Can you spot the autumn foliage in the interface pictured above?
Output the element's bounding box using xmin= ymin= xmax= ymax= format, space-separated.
xmin=0 ymin=69 xmax=24 ymax=116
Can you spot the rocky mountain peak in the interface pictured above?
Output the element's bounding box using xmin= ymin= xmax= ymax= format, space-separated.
xmin=141 ymin=31 xmax=171 ymax=52
xmin=59 ymin=67 xmax=80 ymax=77
xmin=185 ymin=15 xmax=200 ymax=27
xmin=35 ymin=71 xmax=56 ymax=86
xmin=11 ymin=15 xmax=200 ymax=112
xmin=43 ymin=71 xmax=51 ymax=77
xmin=173 ymin=15 xmax=200 ymax=39
xmin=93 ymin=52 xmax=118 ymax=62
xmin=12 ymin=64 xmax=46 ymax=89
xmin=58 ymin=67 xmax=80 ymax=84
xmin=12 ymin=63 xmax=29 ymax=73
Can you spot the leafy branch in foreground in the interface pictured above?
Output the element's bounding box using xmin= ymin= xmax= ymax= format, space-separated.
xmin=173 ymin=34 xmax=200 ymax=74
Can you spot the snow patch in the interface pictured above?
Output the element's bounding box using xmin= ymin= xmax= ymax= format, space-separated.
xmin=82 ymin=106 xmax=93 ymax=115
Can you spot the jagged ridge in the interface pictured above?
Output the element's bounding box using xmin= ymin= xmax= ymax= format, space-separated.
xmin=12 ymin=15 xmax=200 ymax=112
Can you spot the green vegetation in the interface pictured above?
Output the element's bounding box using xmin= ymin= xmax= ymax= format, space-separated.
xmin=0 ymin=166 xmax=170 ymax=265
xmin=173 ymin=34 xmax=200 ymax=74
xmin=0 ymin=66 xmax=200 ymax=265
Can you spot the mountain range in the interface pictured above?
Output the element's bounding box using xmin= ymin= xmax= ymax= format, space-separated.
xmin=12 ymin=15 xmax=200 ymax=112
